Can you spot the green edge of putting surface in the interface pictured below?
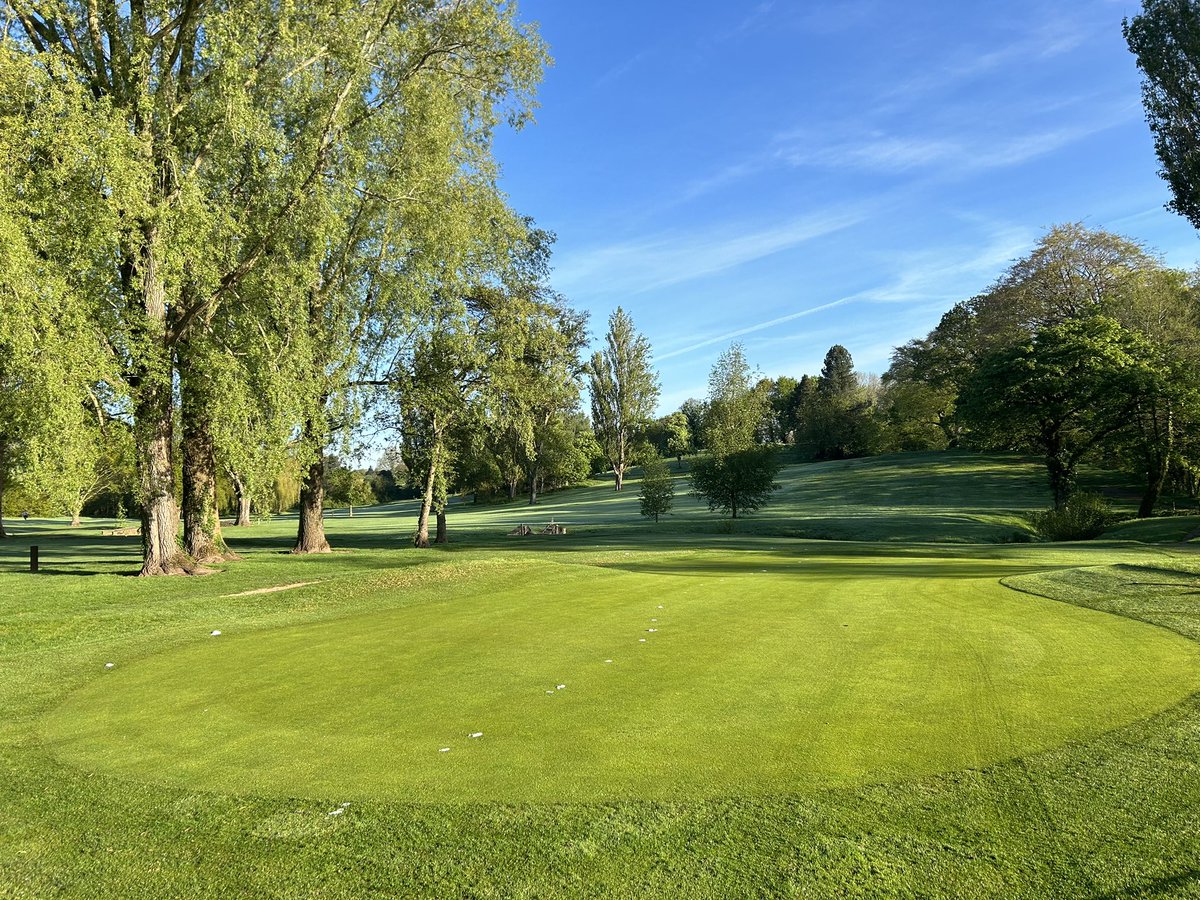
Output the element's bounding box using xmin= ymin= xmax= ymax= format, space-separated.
xmin=38 ymin=550 xmax=1200 ymax=803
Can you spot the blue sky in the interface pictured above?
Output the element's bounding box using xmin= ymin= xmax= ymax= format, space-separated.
xmin=493 ymin=0 xmax=1200 ymax=414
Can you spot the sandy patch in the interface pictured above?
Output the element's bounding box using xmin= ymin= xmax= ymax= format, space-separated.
xmin=223 ymin=581 xmax=319 ymax=598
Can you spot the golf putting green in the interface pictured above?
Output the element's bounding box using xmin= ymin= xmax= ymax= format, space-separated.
xmin=40 ymin=551 xmax=1200 ymax=802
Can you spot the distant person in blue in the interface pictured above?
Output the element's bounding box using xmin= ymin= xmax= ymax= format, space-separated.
xmin=21 ymin=511 xmax=29 ymax=521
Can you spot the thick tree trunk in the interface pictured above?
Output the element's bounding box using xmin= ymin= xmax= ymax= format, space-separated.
xmin=528 ymin=467 xmax=539 ymax=505
xmin=1046 ymin=454 xmax=1074 ymax=510
xmin=232 ymin=475 xmax=253 ymax=526
xmin=435 ymin=509 xmax=447 ymax=544
xmin=70 ymin=508 xmax=82 ymax=527
xmin=290 ymin=427 xmax=328 ymax=554
xmin=136 ymin=380 xmax=184 ymax=575
xmin=614 ymin=465 xmax=624 ymax=492
xmin=131 ymin=227 xmax=186 ymax=576
xmin=180 ymin=359 xmax=229 ymax=562
xmin=508 ymin=478 xmax=518 ymax=500
xmin=1139 ymin=453 xmax=1170 ymax=519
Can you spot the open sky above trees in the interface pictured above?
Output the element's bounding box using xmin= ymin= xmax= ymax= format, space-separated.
xmin=496 ymin=0 xmax=1200 ymax=411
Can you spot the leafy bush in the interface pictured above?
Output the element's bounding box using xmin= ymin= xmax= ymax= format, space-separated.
xmin=1028 ymin=492 xmax=1115 ymax=541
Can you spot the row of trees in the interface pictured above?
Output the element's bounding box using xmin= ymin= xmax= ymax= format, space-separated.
xmin=644 ymin=223 xmax=1199 ymax=520
xmin=888 ymin=223 xmax=1200 ymax=515
xmin=0 ymin=0 xmax=585 ymax=571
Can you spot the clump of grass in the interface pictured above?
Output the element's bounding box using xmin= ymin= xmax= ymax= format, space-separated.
xmin=1029 ymin=492 xmax=1115 ymax=541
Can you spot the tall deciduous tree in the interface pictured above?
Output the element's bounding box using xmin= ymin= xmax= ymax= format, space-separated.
xmin=1126 ymin=2 xmax=1200 ymax=230
xmin=959 ymin=317 xmax=1160 ymax=508
xmin=702 ymin=343 xmax=764 ymax=458
xmin=588 ymin=307 xmax=660 ymax=491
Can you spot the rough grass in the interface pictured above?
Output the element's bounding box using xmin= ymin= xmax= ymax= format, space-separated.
xmin=4 ymin=450 xmax=1200 ymax=897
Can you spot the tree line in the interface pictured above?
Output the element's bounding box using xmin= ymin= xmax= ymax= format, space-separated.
xmin=0 ymin=0 xmax=590 ymax=571
xmin=4 ymin=0 xmax=1200 ymax=562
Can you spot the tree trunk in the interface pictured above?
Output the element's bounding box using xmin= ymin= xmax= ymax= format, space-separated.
xmin=508 ymin=477 xmax=518 ymax=500
xmin=435 ymin=509 xmax=447 ymax=544
xmin=130 ymin=226 xmax=186 ymax=576
xmin=1139 ymin=448 xmax=1170 ymax=519
xmin=414 ymin=446 xmax=440 ymax=549
xmin=180 ymin=357 xmax=228 ymax=562
xmin=0 ymin=456 xmax=7 ymax=539
xmin=528 ymin=466 xmax=539 ymax=505
xmin=614 ymin=465 xmax=624 ymax=492
xmin=232 ymin=475 xmax=252 ymax=526
xmin=1138 ymin=406 xmax=1173 ymax=519
xmin=70 ymin=507 xmax=82 ymax=527
xmin=136 ymin=378 xmax=184 ymax=575
xmin=293 ymin=428 xmax=330 ymax=553
xmin=1046 ymin=454 xmax=1074 ymax=509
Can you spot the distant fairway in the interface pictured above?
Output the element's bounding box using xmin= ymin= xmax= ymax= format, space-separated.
xmin=40 ymin=550 xmax=1200 ymax=802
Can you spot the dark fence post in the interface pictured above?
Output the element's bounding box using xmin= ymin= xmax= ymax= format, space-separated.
xmin=29 ymin=545 xmax=39 ymax=573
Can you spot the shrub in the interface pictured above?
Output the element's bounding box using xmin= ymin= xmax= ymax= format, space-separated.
xmin=1028 ymin=492 xmax=1115 ymax=541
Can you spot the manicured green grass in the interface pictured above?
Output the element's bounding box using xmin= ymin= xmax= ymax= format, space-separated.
xmin=5 ymin=450 xmax=1200 ymax=897
xmin=39 ymin=550 xmax=1200 ymax=803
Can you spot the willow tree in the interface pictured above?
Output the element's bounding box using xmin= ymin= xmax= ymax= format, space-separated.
xmin=587 ymin=307 xmax=659 ymax=491
xmin=0 ymin=46 xmax=110 ymax=537
xmin=277 ymin=4 xmax=547 ymax=555
xmin=4 ymin=0 xmax=545 ymax=572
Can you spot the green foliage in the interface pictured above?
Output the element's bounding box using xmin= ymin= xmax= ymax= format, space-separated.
xmin=638 ymin=455 xmax=675 ymax=522
xmin=587 ymin=307 xmax=660 ymax=490
xmin=324 ymin=465 xmax=377 ymax=510
xmin=1125 ymin=1 xmax=1200 ymax=230
xmin=665 ymin=412 xmax=692 ymax=461
xmin=690 ymin=447 xmax=782 ymax=519
xmin=1028 ymin=492 xmax=1116 ymax=541
xmin=960 ymin=316 xmax=1162 ymax=507
xmin=702 ymin=343 xmax=765 ymax=458
xmin=818 ymin=345 xmax=856 ymax=397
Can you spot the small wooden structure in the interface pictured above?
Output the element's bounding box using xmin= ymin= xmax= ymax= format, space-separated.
xmin=506 ymin=522 xmax=567 ymax=537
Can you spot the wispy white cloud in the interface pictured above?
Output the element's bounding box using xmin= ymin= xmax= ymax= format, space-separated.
xmin=553 ymin=207 xmax=867 ymax=296
xmin=773 ymin=104 xmax=1136 ymax=176
xmin=655 ymin=297 xmax=859 ymax=362
xmin=595 ymin=51 xmax=647 ymax=88
xmin=652 ymin=221 xmax=1034 ymax=366
xmin=875 ymin=17 xmax=1095 ymax=107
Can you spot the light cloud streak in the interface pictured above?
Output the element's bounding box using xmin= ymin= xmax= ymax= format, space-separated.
xmin=553 ymin=207 xmax=866 ymax=296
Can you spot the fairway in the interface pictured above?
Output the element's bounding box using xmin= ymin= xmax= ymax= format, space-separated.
xmin=40 ymin=550 xmax=1200 ymax=803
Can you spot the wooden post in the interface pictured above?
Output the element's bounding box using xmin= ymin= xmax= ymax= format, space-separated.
xmin=30 ymin=545 xmax=39 ymax=573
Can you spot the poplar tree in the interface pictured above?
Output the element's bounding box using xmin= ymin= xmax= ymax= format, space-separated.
xmin=588 ymin=307 xmax=660 ymax=491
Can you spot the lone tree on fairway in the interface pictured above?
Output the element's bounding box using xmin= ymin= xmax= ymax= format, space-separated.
xmin=638 ymin=455 xmax=674 ymax=522
xmin=702 ymin=343 xmax=764 ymax=458
xmin=690 ymin=447 xmax=782 ymax=520
xmin=691 ymin=344 xmax=780 ymax=518
xmin=588 ymin=308 xmax=660 ymax=491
